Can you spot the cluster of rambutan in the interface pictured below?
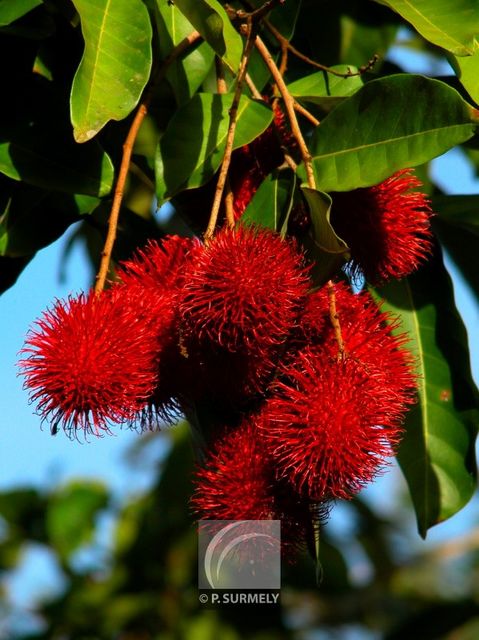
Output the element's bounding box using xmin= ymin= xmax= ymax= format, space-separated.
xmin=19 ymin=164 xmax=432 ymax=556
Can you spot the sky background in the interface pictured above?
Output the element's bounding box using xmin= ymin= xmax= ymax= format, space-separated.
xmin=0 ymin=35 xmax=478 ymax=636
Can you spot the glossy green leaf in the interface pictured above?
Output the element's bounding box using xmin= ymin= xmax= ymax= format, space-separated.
xmin=242 ymin=169 xmax=296 ymax=232
xmin=174 ymin=0 xmax=242 ymax=72
xmin=0 ymin=0 xmax=41 ymax=26
xmin=287 ymin=66 xmax=363 ymax=107
xmin=376 ymin=251 xmax=478 ymax=537
xmin=308 ymin=75 xmax=478 ymax=192
xmin=155 ymin=93 xmax=273 ymax=202
xmin=301 ymin=187 xmax=350 ymax=286
xmin=0 ymin=134 xmax=114 ymax=196
xmin=375 ymin=0 xmax=479 ymax=56
xmin=156 ymin=1 xmax=215 ymax=105
xmin=70 ymin=0 xmax=152 ymax=142
xmin=449 ymin=50 xmax=479 ymax=106
xmin=46 ymin=481 xmax=109 ymax=560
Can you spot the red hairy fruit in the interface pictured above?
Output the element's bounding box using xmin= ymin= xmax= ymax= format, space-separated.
xmin=299 ymin=282 xmax=417 ymax=408
xmin=19 ymin=287 xmax=166 ymax=437
xmin=260 ymin=350 xmax=407 ymax=501
xmin=180 ymin=226 xmax=310 ymax=353
xmin=116 ymin=235 xmax=197 ymax=424
xmin=330 ymin=169 xmax=433 ymax=282
xmin=116 ymin=234 xmax=194 ymax=291
xmin=191 ymin=418 xmax=318 ymax=553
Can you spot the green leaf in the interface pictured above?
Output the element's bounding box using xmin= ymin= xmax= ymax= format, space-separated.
xmin=287 ymin=66 xmax=363 ymax=107
xmin=247 ymin=0 xmax=302 ymax=41
xmin=70 ymin=0 xmax=153 ymax=143
xmin=46 ymin=481 xmax=109 ymax=560
xmin=155 ymin=93 xmax=273 ymax=203
xmin=0 ymin=134 xmax=114 ymax=197
xmin=449 ymin=50 xmax=479 ymax=106
xmin=432 ymin=194 xmax=479 ymax=235
xmin=0 ymin=0 xmax=42 ymax=26
xmin=375 ymin=250 xmax=478 ymax=537
xmin=174 ymin=0 xmax=242 ymax=72
xmin=375 ymin=0 xmax=479 ymax=56
xmin=301 ymin=187 xmax=350 ymax=286
xmin=308 ymin=75 xmax=478 ymax=192
xmin=242 ymin=169 xmax=297 ymax=232
xmin=0 ymin=188 xmax=99 ymax=257
xmin=156 ymin=1 xmax=215 ymax=105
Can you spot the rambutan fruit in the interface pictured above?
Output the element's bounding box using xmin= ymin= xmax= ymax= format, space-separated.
xmin=260 ymin=349 xmax=407 ymax=501
xmin=330 ymin=169 xmax=433 ymax=282
xmin=191 ymin=418 xmax=319 ymax=553
xmin=19 ymin=286 xmax=165 ymax=437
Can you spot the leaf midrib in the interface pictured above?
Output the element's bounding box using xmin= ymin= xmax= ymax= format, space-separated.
xmin=399 ymin=0 xmax=470 ymax=53
xmin=82 ymin=0 xmax=113 ymax=121
xmin=404 ymin=279 xmax=430 ymax=530
xmin=313 ymin=122 xmax=473 ymax=161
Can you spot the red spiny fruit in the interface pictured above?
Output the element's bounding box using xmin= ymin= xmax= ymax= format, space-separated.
xmin=19 ymin=287 xmax=164 ymax=437
xmin=116 ymin=234 xmax=195 ymax=291
xmin=191 ymin=419 xmax=316 ymax=553
xmin=260 ymin=350 xmax=406 ymax=501
xmin=299 ymin=282 xmax=417 ymax=407
xmin=116 ymin=235 xmax=197 ymax=424
xmin=180 ymin=226 xmax=311 ymax=354
xmin=330 ymin=169 xmax=433 ymax=282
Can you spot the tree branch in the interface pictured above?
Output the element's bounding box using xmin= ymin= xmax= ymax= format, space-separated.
xmin=265 ymin=18 xmax=379 ymax=77
xmin=204 ymin=22 xmax=257 ymax=242
xmin=254 ymin=34 xmax=315 ymax=190
xmin=94 ymin=30 xmax=201 ymax=294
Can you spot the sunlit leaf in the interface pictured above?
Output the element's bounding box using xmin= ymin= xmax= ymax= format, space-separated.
xmin=155 ymin=93 xmax=273 ymax=203
xmin=375 ymin=0 xmax=479 ymax=56
xmin=449 ymin=50 xmax=479 ymax=106
xmin=70 ymin=0 xmax=152 ymax=142
xmin=0 ymin=0 xmax=41 ymax=26
xmin=287 ymin=65 xmax=363 ymax=108
xmin=156 ymin=1 xmax=215 ymax=105
xmin=375 ymin=250 xmax=478 ymax=537
xmin=308 ymin=75 xmax=478 ymax=192
xmin=174 ymin=0 xmax=242 ymax=72
xmin=242 ymin=169 xmax=296 ymax=232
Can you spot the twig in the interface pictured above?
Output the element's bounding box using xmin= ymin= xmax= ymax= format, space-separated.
xmin=216 ymin=57 xmax=236 ymax=229
xmin=327 ymin=280 xmax=345 ymax=359
xmin=229 ymin=0 xmax=285 ymax=22
xmin=245 ymin=72 xmax=263 ymax=100
xmin=204 ymin=22 xmax=257 ymax=242
xmin=265 ymin=18 xmax=378 ymax=78
xmin=254 ymin=35 xmax=345 ymax=357
xmin=255 ymin=34 xmax=315 ymax=190
xmin=215 ymin=56 xmax=228 ymax=94
xmin=293 ymin=100 xmax=320 ymax=127
xmin=94 ymin=30 xmax=201 ymax=294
